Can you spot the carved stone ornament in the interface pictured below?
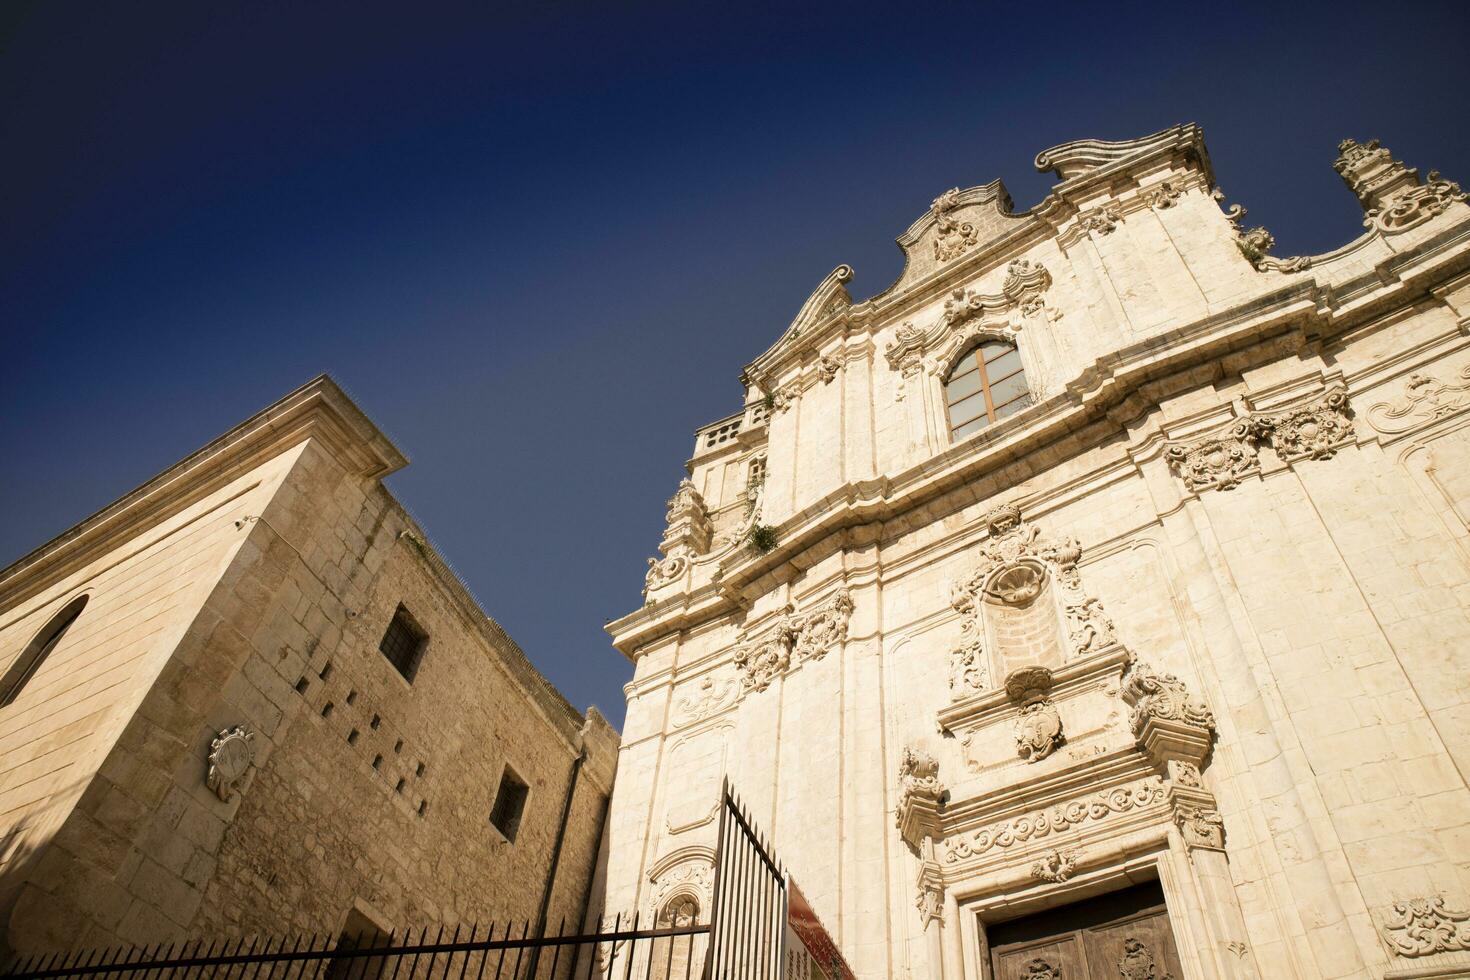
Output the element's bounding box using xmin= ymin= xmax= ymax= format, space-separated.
xmin=1173 ymin=803 xmax=1225 ymax=852
xmin=1015 ymin=699 xmax=1064 ymax=763
xmin=1335 ymin=138 xmax=1467 ymax=234
xmin=671 ymin=673 xmax=741 ymax=730
xmin=1122 ymin=658 xmax=1216 ymax=736
xmin=931 ymin=188 xmax=978 ymax=262
xmin=943 ymin=778 xmax=1166 ymax=863
xmin=1022 ymin=959 xmax=1060 ymax=980
xmin=770 ymin=382 xmax=800 ymax=414
xmin=897 ymin=746 xmax=946 ymax=848
xmin=732 ymin=589 xmax=854 ymax=693
xmin=644 ymin=479 xmax=713 ymax=597
xmin=881 ymin=260 xmax=1057 ymax=374
xmin=1118 ymin=937 xmax=1174 ymax=980
xmin=1165 ymin=386 xmax=1354 ymax=493
xmin=914 ymin=879 xmax=945 ymax=927
xmin=816 ymin=353 xmax=842 ymax=384
xmin=1163 ymin=423 xmax=1259 ymax=493
xmin=1169 ymin=760 xmax=1203 ymax=788
xmin=207 ymin=725 xmax=257 ymax=803
xmin=1367 ymin=365 xmax=1470 ymax=435
xmin=1029 ymin=847 xmax=1079 ymax=883
xmin=1254 ymin=385 xmax=1354 ymax=461
xmin=1380 ymin=894 xmax=1470 ymax=957
xmin=648 ymin=857 xmax=714 ymax=914
xmin=1079 ymin=202 xmax=1123 ymax=236
xmin=948 ymin=506 xmax=1116 ymax=702
xmin=1146 ymin=181 xmax=1182 ymax=209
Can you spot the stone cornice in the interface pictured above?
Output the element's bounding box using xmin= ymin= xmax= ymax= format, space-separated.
xmin=610 ymin=223 xmax=1470 ymax=657
xmin=0 ymin=375 xmax=408 ymax=609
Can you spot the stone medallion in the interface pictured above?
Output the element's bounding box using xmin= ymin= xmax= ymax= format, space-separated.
xmin=207 ymin=725 xmax=257 ymax=802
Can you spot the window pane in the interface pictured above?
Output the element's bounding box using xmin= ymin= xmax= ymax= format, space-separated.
xmin=953 ymin=414 xmax=991 ymax=439
xmin=985 ymin=349 xmax=1021 ymax=379
xmin=994 ymin=392 xmax=1033 ymax=420
xmin=980 ymin=341 xmax=1013 ymax=363
xmin=946 ymin=370 xmax=983 ymax=403
xmin=987 ymin=371 xmax=1029 ymax=408
xmin=948 ymin=391 xmax=987 ymax=427
xmin=947 ymin=355 xmax=979 ymax=381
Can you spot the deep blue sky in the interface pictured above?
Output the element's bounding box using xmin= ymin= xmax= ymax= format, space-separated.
xmin=2 ymin=1 xmax=1467 ymax=726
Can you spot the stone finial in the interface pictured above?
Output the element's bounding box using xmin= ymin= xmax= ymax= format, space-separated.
xmin=1334 ymin=138 xmax=1467 ymax=234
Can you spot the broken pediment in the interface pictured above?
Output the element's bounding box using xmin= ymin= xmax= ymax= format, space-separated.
xmin=890 ymin=180 xmax=1021 ymax=292
xmin=747 ymin=264 xmax=854 ymax=379
xmin=1033 ymin=122 xmax=1211 ymax=185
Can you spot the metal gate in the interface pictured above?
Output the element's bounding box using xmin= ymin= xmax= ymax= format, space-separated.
xmin=703 ymin=779 xmax=786 ymax=980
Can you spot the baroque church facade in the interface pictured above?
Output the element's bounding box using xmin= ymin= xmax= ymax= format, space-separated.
xmin=603 ymin=126 xmax=1470 ymax=979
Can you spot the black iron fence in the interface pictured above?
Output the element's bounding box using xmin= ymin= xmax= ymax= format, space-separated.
xmin=3 ymin=783 xmax=792 ymax=980
xmin=4 ymin=917 xmax=707 ymax=980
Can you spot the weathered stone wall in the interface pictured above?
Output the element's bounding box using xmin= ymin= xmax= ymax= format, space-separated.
xmin=1 ymin=381 xmax=617 ymax=960
xmin=613 ymin=130 xmax=1470 ymax=979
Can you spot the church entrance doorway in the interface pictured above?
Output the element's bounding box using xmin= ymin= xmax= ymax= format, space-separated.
xmin=985 ymin=880 xmax=1182 ymax=979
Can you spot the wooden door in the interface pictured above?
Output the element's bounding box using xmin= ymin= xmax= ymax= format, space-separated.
xmin=987 ymin=881 xmax=1183 ymax=980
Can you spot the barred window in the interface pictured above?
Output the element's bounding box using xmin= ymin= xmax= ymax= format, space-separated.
xmin=378 ymin=605 xmax=427 ymax=682
xmin=489 ymin=766 xmax=529 ymax=842
xmin=2 ymin=595 xmax=87 ymax=709
xmin=945 ymin=340 xmax=1030 ymax=440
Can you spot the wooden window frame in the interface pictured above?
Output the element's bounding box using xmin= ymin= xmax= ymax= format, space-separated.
xmin=944 ymin=340 xmax=1029 ymax=440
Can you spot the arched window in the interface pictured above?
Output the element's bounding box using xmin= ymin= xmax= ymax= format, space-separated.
xmin=945 ymin=340 xmax=1030 ymax=439
xmin=1 ymin=595 xmax=88 ymax=708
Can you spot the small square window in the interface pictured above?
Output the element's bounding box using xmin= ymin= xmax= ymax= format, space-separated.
xmin=489 ymin=767 xmax=529 ymax=842
xmin=378 ymin=605 xmax=427 ymax=682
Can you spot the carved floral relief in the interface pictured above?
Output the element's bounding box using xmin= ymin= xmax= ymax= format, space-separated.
xmin=732 ymin=589 xmax=854 ymax=694
xmin=1119 ymin=937 xmax=1175 ymax=980
xmin=1029 ymin=847 xmax=1079 ymax=883
xmin=1380 ymin=894 xmax=1470 ymax=957
xmin=1164 ymin=385 xmax=1354 ymax=493
xmin=1367 ymin=365 xmax=1470 ymax=434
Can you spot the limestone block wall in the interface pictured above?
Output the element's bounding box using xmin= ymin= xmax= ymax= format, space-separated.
xmin=0 ymin=445 xmax=303 ymax=952
xmin=612 ymin=129 xmax=1470 ymax=980
xmin=1 ymin=380 xmax=617 ymax=960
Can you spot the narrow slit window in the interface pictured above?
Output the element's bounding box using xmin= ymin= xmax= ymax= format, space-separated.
xmin=944 ymin=340 xmax=1031 ymax=441
xmin=489 ymin=766 xmax=529 ymax=842
xmin=2 ymin=596 xmax=88 ymax=709
xmin=378 ymin=605 xmax=427 ymax=682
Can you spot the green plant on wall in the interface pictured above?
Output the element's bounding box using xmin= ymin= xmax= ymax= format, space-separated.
xmin=747 ymin=523 xmax=779 ymax=555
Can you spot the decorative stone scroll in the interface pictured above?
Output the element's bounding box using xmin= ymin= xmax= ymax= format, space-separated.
xmin=732 ymin=588 xmax=854 ymax=694
xmin=948 ymin=504 xmax=1118 ymax=701
xmin=1122 ymin=655 xmax=1216 ymax=769
xmin=769 ymin=381 xmax=801 ymax=414
xmin=942 ymin=778 xmax=1166 ymax=864
xmin=645 ymin=479 xmax=713 ymax=597
xmin=931 ymin=188 xmax=978 ymax=262
xmin=1164 ymin=385 xmax=1354 ymax=493
xmin=816 ymin=353 xmax=841 ymax=384
xmin=1335 ymin=138 xmax=1468 ymax=234
xmin=1380 ymin=894 xmax=1470 ymax=957
xmin=207 ymin=725 xmax=257 ymax=803
xmin=1367 ymin=365 xmax=1470 ymax=434
xmin=896 ymin=746 xmax=946 ymax=849
xmin=671 ymin=673 xmax=741 ymax=730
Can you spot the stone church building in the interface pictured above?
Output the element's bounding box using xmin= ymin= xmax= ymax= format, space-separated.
xmin=604 ymin=126 xmax=1470 ymax=980
xmin=0 ymin=378 xmax=618 ymax=958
